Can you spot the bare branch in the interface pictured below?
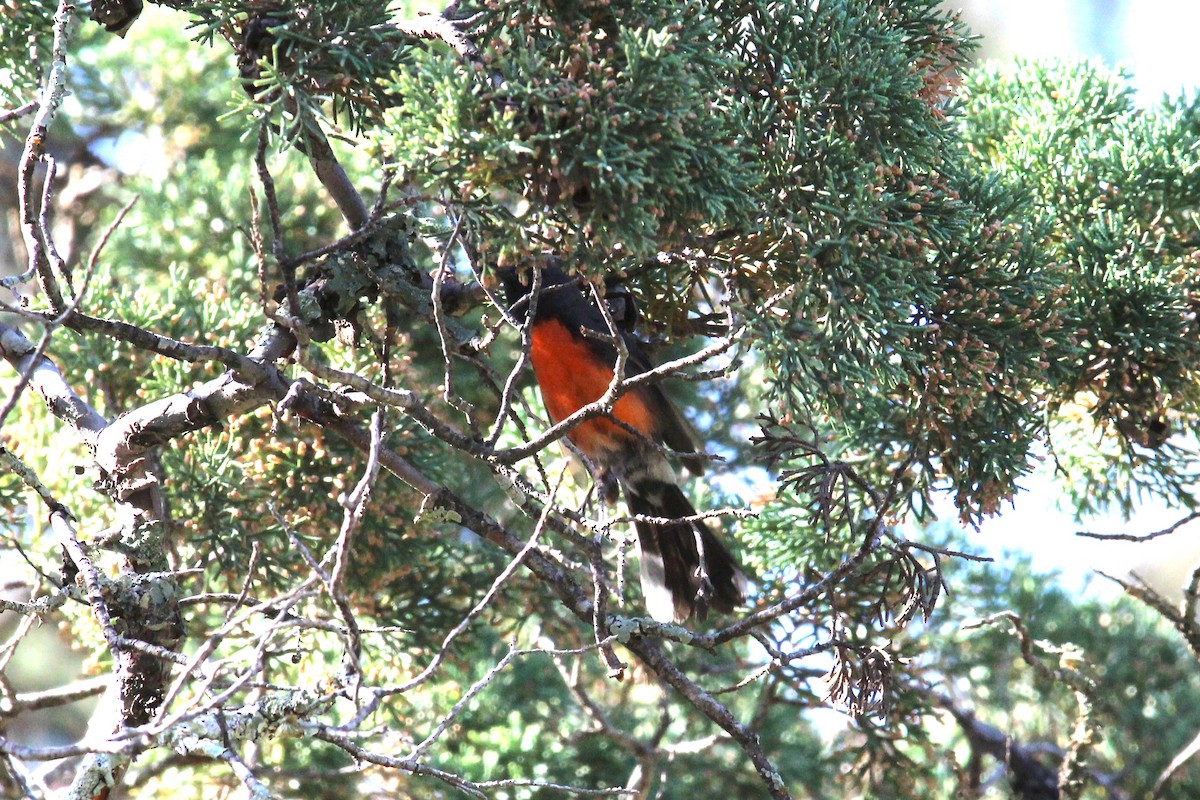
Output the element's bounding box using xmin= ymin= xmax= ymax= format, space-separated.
xmin=963 ymin=613 xmax=1101 ymax=799
xmin=0 ymin=443 xmax=66 ymax=519
xmin=301 ymin=127 xmax=369 ymax=230
xmin=0 ymin=321 xmax=108 ymax=442
xmin=1077 ymin=510 xmax=1200 ymax=542
xmin=16 ymin=0 xmax=76 ymax=312
xmin=1152 ymin=726 xmax=1200 ymax=799
xmin=928 ymin=690 xmax=1068 ymax=800
xmin=0 ymin=101 xmax=37 ymax=125
xmin=631 ymin=637 xmax=792 ymax=800
xmin=1099 ymin=568 xmax=1200 ymax=663
xmin=3 ymin=676 xmax=110 ymax=715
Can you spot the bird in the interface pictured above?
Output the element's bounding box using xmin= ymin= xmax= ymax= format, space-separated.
xmin=500 ymin=265 xmax=747 ymax=623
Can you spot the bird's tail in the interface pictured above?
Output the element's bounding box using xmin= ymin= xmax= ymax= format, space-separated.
xmin=624 ymin=480 xmax=748 ymax=623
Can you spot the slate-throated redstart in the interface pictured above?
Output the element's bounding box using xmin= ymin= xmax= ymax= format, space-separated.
xmin=501 ymin=266 xmax=747 ymax=622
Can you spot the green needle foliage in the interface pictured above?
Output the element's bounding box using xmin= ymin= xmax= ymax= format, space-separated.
xmin=386 ymin=0 xmax=758 ymax=258
xmin=2 ymin=1 xmax=1200 ymax=799
xmin=963 ymin=60 xmax=1200 ymax=516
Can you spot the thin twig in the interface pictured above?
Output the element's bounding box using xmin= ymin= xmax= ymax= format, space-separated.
xmin=0 ymin=100 xmax=37 ymax=125
xmin=1077 ymin=510 xmax=1200 ymax=541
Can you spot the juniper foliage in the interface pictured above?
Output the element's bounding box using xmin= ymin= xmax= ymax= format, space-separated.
xmin=1 ymin=2 xmax=1199 ymax=799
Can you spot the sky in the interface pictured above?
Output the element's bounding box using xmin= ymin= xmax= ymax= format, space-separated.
xmin=957 ymin=0 xmax=1200 ymax=102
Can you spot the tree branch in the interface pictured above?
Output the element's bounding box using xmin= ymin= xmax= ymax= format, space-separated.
xmin=16 ymin=0 xmax=75 ymax=313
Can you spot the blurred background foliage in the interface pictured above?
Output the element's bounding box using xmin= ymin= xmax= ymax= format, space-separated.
xmin=2 ymin=0 xmax=1200 ymax=798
